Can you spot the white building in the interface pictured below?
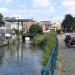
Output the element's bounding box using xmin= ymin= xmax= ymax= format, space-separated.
xmin=50 ymin=20 xmax=61 ymax=31
xmin=4 ymin=17 xmax=22 ymax=31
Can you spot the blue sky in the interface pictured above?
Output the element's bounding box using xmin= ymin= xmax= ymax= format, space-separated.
xmin=0 ymin=0 xmax=75 ymax=21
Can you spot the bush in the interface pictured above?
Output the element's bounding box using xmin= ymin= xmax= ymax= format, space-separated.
xmin=33 ymin=34 xmax=43 ymax=45
xmin=33 ymin=33 xmax=49 ymax=46
xmin=32 ymin=32 xmax=56 ymax=66
xmin=41 ymin=32 xmax=56 ymax=66
xmin=33 ymin=32 xmax=56 ymax=65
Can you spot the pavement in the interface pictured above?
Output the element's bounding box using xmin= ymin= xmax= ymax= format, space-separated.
xmin=55 ymin=33 xmax=75 ymax=75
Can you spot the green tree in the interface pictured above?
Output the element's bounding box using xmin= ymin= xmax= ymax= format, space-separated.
xmin=29 ymin=24 xmax=43 ymax=38
xmin=13 ymin=28 xmax=19 ymax=35
xmin=72 ymin=18 xmax=75 ymax=32
xmin=0 ymin=13 xmax=5 ymax=27
xmin=61 ymin=14 xmax=74 ymax=32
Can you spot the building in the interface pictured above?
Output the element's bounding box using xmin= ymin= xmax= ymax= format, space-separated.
xmin=22 ymin=21 xmax=52 ymax=33
xmin=0 ymin=25 xmax=13 ymax=34
xmin=23 ymin=21 xmax=39 ymax=32
xmin=4 ymin=17 xmax=53 ymax=33
xmin=50 ymin=20 xmax=61 ymax=31
xmin=4 ymin=17 xmax=34 ymax=32
xmin=55 ymin=20 xmax=61 ymax=30
xmin=39 ymin=21 xmax=52 ymax=32
xmin=0 ymin=27 xmax=13 ymax=41
xmin=4 ymin=17 xmax=22 ymax=30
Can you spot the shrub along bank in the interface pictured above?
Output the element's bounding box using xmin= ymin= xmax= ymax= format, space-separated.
xmin=33 ymin=32 xmax=56 ymax=66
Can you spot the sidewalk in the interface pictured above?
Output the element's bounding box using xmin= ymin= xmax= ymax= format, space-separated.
xmin=56 ymin=34 xmax=75 ymax=75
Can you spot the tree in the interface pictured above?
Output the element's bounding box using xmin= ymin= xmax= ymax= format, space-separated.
xmin=73 ymin=18 xmax=75 ymax=32
xmin=61 ymin=14 xmax=74 ymax=32
xmin=0 ymin=13 xmax=5 ymax=27
xmin=13 ymin=28 xmax=19 ymax=35
xmin=29 ymin=24 xmax=43 ymax=38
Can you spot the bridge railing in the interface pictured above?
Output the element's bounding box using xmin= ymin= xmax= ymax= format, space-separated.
xmin=41 ymin=36 xmax=58 ymax=75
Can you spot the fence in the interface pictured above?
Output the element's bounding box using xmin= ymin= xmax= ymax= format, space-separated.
xmin=41 ymin=37 xmax=58 ymax=75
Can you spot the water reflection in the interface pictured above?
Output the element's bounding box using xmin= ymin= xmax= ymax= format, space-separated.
xmin=16 ymin=43 xmax=24 ymax=65
xmin=0 ymin=47 xmax=5 ymax=65
xmin=0 ymin=41 xmax=42 ymax=75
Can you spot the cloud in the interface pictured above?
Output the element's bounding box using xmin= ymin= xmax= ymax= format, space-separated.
xmin=0 ymin=0 xmax=14 ymax=3
xmin=0 ymin=0 xmax=55 ymax=20
xmin=32 ymin=0 xmax=50 ymax=7
xmin=0 ymin=7 xmax=9 ymax=14
xmin=52 ymin=16 xmax=64 ymax=22
xmin=18 ymin=5 xmax=26 ymax=8
xmin=11 ymin=14 xmax=22 ymax=18
xmin=62 ymin=0 xmax=75 ymax=14
xmin=5 ymin=0 xmax=14 ymax=3
xmin=45 ymin=6 xmax=55 ymax=13
xmin=32 ymin=0 xmax=55 ymax=13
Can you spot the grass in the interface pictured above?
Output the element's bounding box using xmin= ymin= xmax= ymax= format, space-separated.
xmin=41 ymin=32 xmax=56 ymax=66
xmin=32 ymin=32 xmax=56 ymax=66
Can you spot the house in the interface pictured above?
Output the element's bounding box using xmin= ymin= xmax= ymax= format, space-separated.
xmin=50 ymin=20 xmax=61 ymax=31
xmin=0 ymin=27 xmax=13 ymax=41
xmin=4 ymin=17 xmax=22 ymax=30
xmin=23 ymin=21 xmax=39 ymax=32
xmin=22 ymin=21 xmax=52 ymax=33
xmin=0 ymin=26 xmax=13 ymax=34
xmin=39 ymin=21 xmax=52 ymax=32
xmin=4 ymin=17 xmax=53 ymax=33
xmin=4 ymin=17 xmax=34 ymax=32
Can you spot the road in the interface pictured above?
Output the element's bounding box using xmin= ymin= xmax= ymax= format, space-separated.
xmin=56 ymin=33 xmax=75 ymax=75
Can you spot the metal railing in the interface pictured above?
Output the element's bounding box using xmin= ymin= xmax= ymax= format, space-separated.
xmin=41 ymin=37 xmax=58 ymax=75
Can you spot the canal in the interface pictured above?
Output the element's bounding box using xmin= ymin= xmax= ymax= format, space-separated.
xmin=0 ymin=41 xmax=42 ymax=75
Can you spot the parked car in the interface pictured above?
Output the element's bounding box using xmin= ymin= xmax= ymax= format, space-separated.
xmin=64 ymin=35 xmax=75 ymax=47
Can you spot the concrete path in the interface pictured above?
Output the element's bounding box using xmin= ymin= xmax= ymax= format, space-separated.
xmin=56 ymin=33 xmax=75 ymax=75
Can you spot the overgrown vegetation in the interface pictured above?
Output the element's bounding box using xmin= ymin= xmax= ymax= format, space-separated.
xmin=41 ymin=32 xmax=56 ymax=66
xmin=33 ymin=32 xmax=56 ymax=66
xmin=33 ymin=33 xmax=48 ymax=46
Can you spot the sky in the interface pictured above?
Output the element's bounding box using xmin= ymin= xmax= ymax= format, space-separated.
xmin=0 ymin=0 xmax=75 ymax=21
